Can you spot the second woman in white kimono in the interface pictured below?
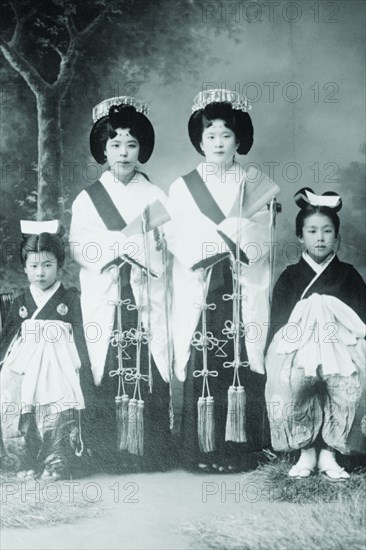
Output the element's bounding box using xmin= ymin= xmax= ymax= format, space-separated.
xmin=166 ymin=89 xmax=280 ymax=472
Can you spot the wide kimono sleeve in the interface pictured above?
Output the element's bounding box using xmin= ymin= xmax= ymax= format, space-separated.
xmin=69 ymin=190 xmax=145 ymax=273
xmin=165 ymin=178 xmax=231 ymax=268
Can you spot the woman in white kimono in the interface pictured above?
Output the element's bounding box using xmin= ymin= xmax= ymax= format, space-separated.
xmin=166 ymin=89 xmax=279 ymax=472
xmin=69 ymin=97 xmax=174 ymax=473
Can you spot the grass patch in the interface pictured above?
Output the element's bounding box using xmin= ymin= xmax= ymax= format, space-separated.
xmin=241 ymin=456 xmax=366 ymax=504
xmin=183 ymin=457 xmax=366 ymax=550
xmin=182 ymin=492 xmax=366 ymax=550
xmin=0 ymin=471 xmax=103 ymax=529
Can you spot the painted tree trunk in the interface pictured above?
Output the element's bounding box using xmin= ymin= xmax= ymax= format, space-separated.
xmin=36 ymin=92 xmax=63 ymax=220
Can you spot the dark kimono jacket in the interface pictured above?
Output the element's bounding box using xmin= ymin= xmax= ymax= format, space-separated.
xmin=268 ymin=256 xmax=366 ymax=344
xmin=265 ymin=255 xmax=366 ymax=456
xmin=0 ymin=284 xmax=94 ymax=474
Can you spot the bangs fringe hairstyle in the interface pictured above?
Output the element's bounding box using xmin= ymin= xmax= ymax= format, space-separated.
xmin=20 ymin=231 xmax=65 ymax=267
xmin=294 ymin=188 xmax=342 ymax=237
xmin=295 ymin=205 xmax=341 ymax=237
xmin=188 ymin=102 xmax=254 ymax=156
xmin=90 ymin=104 xmax=155 ymax=164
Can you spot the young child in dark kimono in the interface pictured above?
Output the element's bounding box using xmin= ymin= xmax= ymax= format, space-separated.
xmin=265 ymin=188 xmax=366 ymax=480
xmin=0 ymin=221 xmax=92 ymax=480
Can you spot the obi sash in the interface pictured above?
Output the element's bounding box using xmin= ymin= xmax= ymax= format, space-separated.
xmin=86 ymin=180 xmax=131 ymax=282
xmin=85 ymin=180 xmax=127 ymax=231
xmin=182 ymin=170 xmax=247 ymax=270
xmin=182 ymin=169 xmax=226 ymax=224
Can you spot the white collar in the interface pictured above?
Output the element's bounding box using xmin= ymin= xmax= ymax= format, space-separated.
xmin=302 ymin=251 xmax=335 ymax=274
xmin=30 ymin=280 xmax=61 ymax=307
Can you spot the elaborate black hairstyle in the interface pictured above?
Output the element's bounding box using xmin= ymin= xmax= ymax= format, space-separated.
xmin=20 ymin=226 xmax=65 ymax=267
xmin=90 ymin=104 xmax=155 ymax=165
xmin=188 ymin=102 xmax=254 ymax=156
xmin=294 ymin=187 xmax=342 ymax=237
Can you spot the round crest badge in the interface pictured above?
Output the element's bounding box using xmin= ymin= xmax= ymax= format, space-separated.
xmin=19 ymin=306 xmax=28 ymax=319
xmin=57 ymin=303 xmax=68 ymax=316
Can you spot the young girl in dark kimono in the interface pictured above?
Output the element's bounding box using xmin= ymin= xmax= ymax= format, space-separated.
xmin=265 ymin=188 xmax=366 ymax=480
xmin=166 ymin=89 xmax=279 ymax=472
xmin=70 ymin=97 xmax=174 ymax=473
xmin=0 ymin=221 xmax=92 ymax=480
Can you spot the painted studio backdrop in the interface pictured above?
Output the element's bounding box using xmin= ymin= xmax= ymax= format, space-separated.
xmin=0 ymin=0 xmax=365 ymax=291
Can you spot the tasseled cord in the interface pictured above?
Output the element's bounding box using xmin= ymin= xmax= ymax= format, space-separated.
xmin=225 ymin=380 xmax=247 ymax=443
xmin=225 ymin=178 xmax=247 ymax=443
xmin=126 ymin=273 xmax=146 ymax=457
xmin=195 ymin=271 xmax=216 ymax=453
xmin=110 ymin=263 xmax=130 ymax=452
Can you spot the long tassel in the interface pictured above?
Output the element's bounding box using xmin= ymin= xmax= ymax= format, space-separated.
xmin=197 ymin=396 xmax=207 ymax=453
xmin=127 ymin=398 xmax=138 ymax=455
xmin=116 ymin=394 xmax=130 ymax=451
xmin=205 ymin=395 xmax=215 ymax=452
xmin=136 ymin=399 xmax=144 ymax=456
xmin=198 ymin=396 xmax=216 ymax=453
xmin=236 ymin=385 xmax=247 ymax=443
xmin=225 ymin=386 xmax=237 ymax=441
xmin=126 ymin=396 xmax=145 ymax=456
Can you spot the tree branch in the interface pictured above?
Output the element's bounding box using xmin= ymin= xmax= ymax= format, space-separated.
xmin=0 ymin=36 xmax=48 ymax=95
xmin=8 ymin=0 xmax=42 ymax=49
xmin=64 ymin=16 xmax=78 ymax=40
xmin=55 ymin=37 xmax=78 ymax=93
xmin=55 ymin=5 xmax=112 ymax=92
xmin=79 ymin=4 xmax=112 ymax=40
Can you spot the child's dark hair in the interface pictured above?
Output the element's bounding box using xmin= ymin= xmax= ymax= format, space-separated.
xmin=188 ymin=102 xmax=254 ymax=156
xmin=90 ymin=104 xmax=155 ymax=164
xmin=295 ymin=205 xmax=341 ymax=237
xmin=20 ymin=232 xmax=65 ymax=267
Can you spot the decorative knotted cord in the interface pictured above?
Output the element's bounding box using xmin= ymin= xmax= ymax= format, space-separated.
xmin=191 ymin=270 xmax=218 ymax=453
xmin=223 ymin=179 xmax=248 ymax=443
xmin=125 ymin=268 xmax=151 ymax=456
xmin=108 ymin=255 xmax=153 ymax=456
xmin=108 ymin=262 xmax=132 ymax=452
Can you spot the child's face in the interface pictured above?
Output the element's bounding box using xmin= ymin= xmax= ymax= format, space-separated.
xmin=200 ymin=119 xmax=238 ymax=167
xmin=24 ymin=252 xmax=58 ymax=290
xmin=299 ymin=213 xmax=337 ymax=264
xmin=105 ymin=128 xmax=140 ymax=182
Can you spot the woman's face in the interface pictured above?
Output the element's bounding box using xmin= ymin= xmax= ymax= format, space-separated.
xmin=200 ymin=119 xmax=238 ymax=167
xmin=299 ymin=213 xmax=337 ymax=264
xmin=105 ymin=128 xmax=140 ymax=182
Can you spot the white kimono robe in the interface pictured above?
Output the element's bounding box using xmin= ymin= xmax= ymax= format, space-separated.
xmin=69 ymin=170 xmax=171 ymax=386
xmin=165 ymin=162 xmax=273 ymax=381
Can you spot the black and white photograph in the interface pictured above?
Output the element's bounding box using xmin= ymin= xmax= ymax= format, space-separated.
xmin=0 ymin=1 xmax=365 ymax=549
